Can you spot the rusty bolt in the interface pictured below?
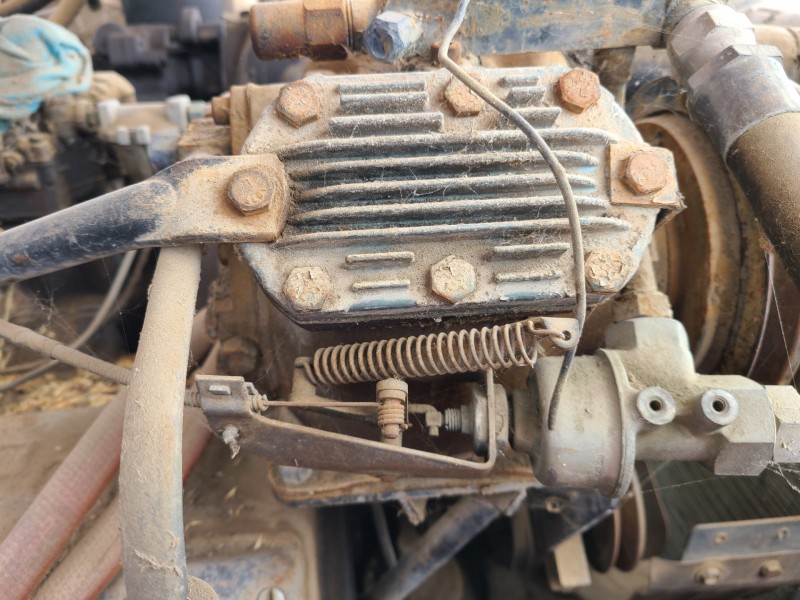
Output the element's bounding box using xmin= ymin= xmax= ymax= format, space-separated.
xmin=759 ymin=560 xmax=783 ymax=579
xmin=211 ymin=95 xmax=231 ymax=125
xmin=694 ymin=564 xmax=722 ymax=585
xmin=283 ymin=266 xmax=332 ymax=312
xmin=585 ymin=248 xmax=631 ymax=293
xmin=218 ymin=336 xmax=260 ymax=375
xmin=557 ymin=67 xmax=601 ymax=113
xmin=430 ymin=256 xmax=477 ymax=303
xmin=444 ymin=77 xmax=483 ymax=117
xmin=227 ymin=168 xmax=276 ymax=215
xmin=623 ymin=151 xmax=669 ymax=195
xmin=275 ymin=81 xmax=320 ymax=128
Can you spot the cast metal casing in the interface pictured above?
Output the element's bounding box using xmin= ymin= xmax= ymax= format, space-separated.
xmin=238 ymin=66 xmax=681 ymax=327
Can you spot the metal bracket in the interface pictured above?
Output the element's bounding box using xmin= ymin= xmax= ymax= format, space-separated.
xmin=0 ymin=154 xmax=288 ymax=284
xmin=195 ymin=370 xmax=501 ymax=478
xmin=648 ymin=516 xmax=800 ymax=592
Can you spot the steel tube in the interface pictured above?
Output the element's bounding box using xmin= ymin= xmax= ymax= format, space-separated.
xmin=368 ymin=496 xmax=501 ymax=600
xmin=119 ymin=245 xmax=202 ymax=600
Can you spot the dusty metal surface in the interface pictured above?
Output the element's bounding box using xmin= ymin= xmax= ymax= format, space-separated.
xmin=239 ymin=66 xmax=675 ymax=327
xmin=523 ymin=317 xmax=795 ymax=496
xmin=0 ymin=155 xmax=289 ymax=285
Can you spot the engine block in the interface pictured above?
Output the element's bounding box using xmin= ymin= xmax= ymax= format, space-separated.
xmin=239 ymin=66 xmax=681 ymax=327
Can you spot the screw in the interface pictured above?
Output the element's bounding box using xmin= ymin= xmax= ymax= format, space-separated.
xmin=275 ymin=81 xmax=321 ymax=128
xmin=227 ymin=167 xmax=276 ymax=215
xmin=759 ymin=560 xmax=783 ymax=578
xmin=623 ymin=151 xmax=669 ymax=195
xmin=283 ymin=266 xmax=332 ymax=312
xmin=364 ymin=11 xmax=420 ymax=63
xmin=430 ymin=256 xmax=477 ymax=304
xmin=694 ymin=564 xmax=722 ymax=585
xmin=444 ymin=76 xmax=484 ymax=117
xmin=557 ymin=67 xmax=601 ymax=113
xmin=585 ymin=248 xmax=631 ymax=293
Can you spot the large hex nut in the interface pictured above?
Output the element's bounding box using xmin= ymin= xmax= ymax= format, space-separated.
xmin=276 ymin=81 xmax=321 ymax=128
xmin=284 ymin=266 xmax=332 ymax=312
xmin=557 ymin=68 xmax=601 ymax=113
xmin=767 ymin=385 xmax=800 ymax=463
xmin=303 ymin=0 xmax=347 ymax=46
xmin=430 ymin=256 xmax=476 ymax=303
xmin=363 ymin=11 xmax=419 ymax=63
xmin=585 ymin=249 xmax=631 ymax=293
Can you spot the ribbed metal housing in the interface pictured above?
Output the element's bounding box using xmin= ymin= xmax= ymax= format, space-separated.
xmin=240 ymin=66 xmax=677 ymax=327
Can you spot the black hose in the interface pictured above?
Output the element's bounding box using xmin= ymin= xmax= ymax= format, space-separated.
xmin=367 ymin=496 xmax=501 ymax=600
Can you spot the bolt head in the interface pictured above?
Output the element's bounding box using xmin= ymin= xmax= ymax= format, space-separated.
xmin=585 ymin=248 xmax=631 ymax=293
xmin=211 ymin=95 xmax=231 ymax=125
xmin=759 ymin=560 xmax=783 ymax=579
xmin=364 ymin=11 xmax=418 ymax=63
xmin=444 ymin=77 xmax=484 ymax=116
xmin=284 ymin=266 xmax=332 ymax=312
xmin=227 ymin=168 xmax=276 ymax=215
xmin=695 ymin=565 xmax=722 ymax=585
xmin=623 ymin=151 xmax=669 ymax=195
xmin=276 ymin=81 xmax=321 ymax=128
xmin=557 ymin=68 xmax=601 ymax=113
xmin=430 ymin=256 xmax=476 ymax=303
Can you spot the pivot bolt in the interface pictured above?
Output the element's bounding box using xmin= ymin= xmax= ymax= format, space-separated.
xmin=276 ymin=81 xmax=321 ymax=128
xmin=623 ymin=151 xmax=669 ymax=195
xmin=557 ymin=68 xmax=601 ymax=113
xmin=283 ymin=266 xmax=332 ymax=312
xmin=430 ymin=256 xmax=476 ymax=303
xmin=227 ymin=168 xmax=276 ymax=215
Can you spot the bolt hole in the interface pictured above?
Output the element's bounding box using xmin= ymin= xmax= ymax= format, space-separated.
xmin=561 ymin=330 xmax=572 ymax=341
xmin=649 ymin=399 xmax=663 ymax=412
xmin=712 ymin=399 xmax=726 ymax=413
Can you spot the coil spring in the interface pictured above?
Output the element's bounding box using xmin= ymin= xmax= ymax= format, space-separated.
xmin=300 ymin=320 xmax=564 ymax=386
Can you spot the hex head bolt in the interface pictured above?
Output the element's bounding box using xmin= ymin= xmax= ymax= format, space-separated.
xmin=363 ymin=11 xmax=420 ymax=63
xmin=623 ymin=151 xmax=669 ymax=195
xmin=557 ymin=68 xmax=601 ymax=113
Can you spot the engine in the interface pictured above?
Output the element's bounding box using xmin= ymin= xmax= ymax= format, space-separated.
xmin=2 ymin=1 xmax=800 ymax=599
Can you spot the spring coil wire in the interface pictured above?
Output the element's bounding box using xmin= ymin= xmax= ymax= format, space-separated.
xmin=300 ymin=320 xmax=564 ymax=386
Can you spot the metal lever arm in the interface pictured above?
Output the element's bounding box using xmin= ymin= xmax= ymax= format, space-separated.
xmin=0 ymin=154 xmax=287 ymax=285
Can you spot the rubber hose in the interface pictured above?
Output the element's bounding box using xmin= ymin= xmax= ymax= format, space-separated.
xmin=0 ymin=390 xmax=128 ymax=600
xmin=727 ymin=112 xmax=800 ymax=290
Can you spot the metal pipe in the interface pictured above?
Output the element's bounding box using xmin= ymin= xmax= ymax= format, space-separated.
xmin=368 ymin=496 xmax=501 ymax=600
xmin=727 ymin=112 xmax=800 ymax=288
xmin=665 ymin=1 xmax=800 ymax=288
xmin=0 ymin=391 xmax=127 ymax=600
xmin=119 ymin=246 xmax=202 ymax=600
